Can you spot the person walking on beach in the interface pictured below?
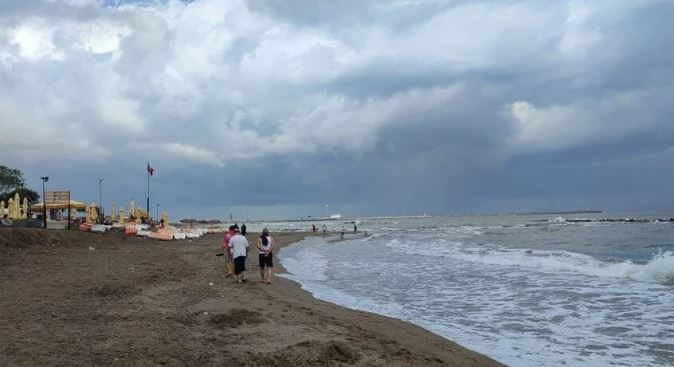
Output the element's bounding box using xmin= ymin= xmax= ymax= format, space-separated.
xmin=241 ymin=223 xmax=247 ymax=236
xmin=322 ymin=224 xmax=327 ymax=236
xmin=354 ymin=223 xmax=357 ymax=233
xmin=228 ymin=227 xmax=249 ymax=283
xmin=256 ymin=228 xmax=275 ymax=284
xmin=221 ymin=225 xmax=236 ymax=277
xmin=340 ymin=225 xmax=345 ymax=240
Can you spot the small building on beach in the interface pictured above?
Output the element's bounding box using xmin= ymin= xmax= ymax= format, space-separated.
xmin=31 ymin=200 xmax=87 ymax=226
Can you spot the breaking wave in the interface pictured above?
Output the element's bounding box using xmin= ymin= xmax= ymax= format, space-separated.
xmin=385 ymin=239 xmax=674 ymax=285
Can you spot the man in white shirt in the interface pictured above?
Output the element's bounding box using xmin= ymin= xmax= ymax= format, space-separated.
xmin=227 ymin=228 xmax=249 ymax=283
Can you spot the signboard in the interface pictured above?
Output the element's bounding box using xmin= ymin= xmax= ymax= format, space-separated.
xmin=45 ymin=191 xmax=70 ymax=206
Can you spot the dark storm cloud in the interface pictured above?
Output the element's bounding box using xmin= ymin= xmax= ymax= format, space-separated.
xmin=1 ymin=0 xmax=674 ymax=218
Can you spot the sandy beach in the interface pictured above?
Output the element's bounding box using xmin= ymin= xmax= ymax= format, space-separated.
xmin=0 ymin=228 xmax=505 ymax=366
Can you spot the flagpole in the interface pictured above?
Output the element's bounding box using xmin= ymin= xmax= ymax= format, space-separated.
xmin=146 ymin=161 xmax=150 ymax=215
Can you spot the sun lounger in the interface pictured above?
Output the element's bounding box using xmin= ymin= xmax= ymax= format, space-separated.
xmin=124 ymin=224 xmax=137 ymax=236
xmin=148 ymin=230 xmax=173 ymax=240
xmin=91 ymin=224 xmax=108 ymax=233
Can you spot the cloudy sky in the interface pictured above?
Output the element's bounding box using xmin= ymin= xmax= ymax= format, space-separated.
xmin=1 ymin=0 xmax=673 ymax=220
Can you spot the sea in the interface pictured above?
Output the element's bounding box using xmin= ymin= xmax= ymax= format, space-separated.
xmin=260 ymin=212 xmax=674 ymax=367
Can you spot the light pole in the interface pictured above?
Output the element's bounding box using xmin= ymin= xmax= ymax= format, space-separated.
xmin=156 ymin=203 xmax=160 ymax=222
xmin=98 ymin=177 xmax=104 ymax=222
xmin=40 ymin=176 xmax=49 ymax=229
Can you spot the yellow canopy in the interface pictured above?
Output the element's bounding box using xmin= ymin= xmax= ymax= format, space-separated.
xmin=31 ymin=200 xmax=87 ymax=211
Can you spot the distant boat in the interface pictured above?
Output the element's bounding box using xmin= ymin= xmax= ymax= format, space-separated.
xmin=329 ymin=213 xmax=342 ymax=219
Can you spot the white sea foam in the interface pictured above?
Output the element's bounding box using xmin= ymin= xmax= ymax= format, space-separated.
xmin=361 ymin=232 xmax=383 ymax=242
xmin=278 ymin=237 xmax=330 ymax=281
xmin=278 ymin=216 xmax=674 ymax=367
xmin=386 ymin=238 xmax=401 ymax=246
xmin=627 ymin=251 xmax=674 ymax=284
xmin=278 ymin=274 xmax=407 ymax=317
xmin=384 ymin=237 xmax=674 ymax=285
xmin=460 ymin=226 xmax=484 ymax=235
xmin=450 ymin=248 xmax=674 ymax=284
xmin=278 ymin=238 xmax=406 ymax=317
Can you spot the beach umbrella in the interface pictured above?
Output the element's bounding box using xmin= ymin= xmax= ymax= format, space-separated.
xmin=31 ymin=200 xmax=87 ymax=211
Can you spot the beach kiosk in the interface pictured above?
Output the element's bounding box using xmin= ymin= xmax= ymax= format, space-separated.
xmin=31 ymin=199 xmax=86 ymax=229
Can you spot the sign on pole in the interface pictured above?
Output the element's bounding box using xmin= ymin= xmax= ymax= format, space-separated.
xmin=45 ymin=191 xmax=70 ymax=206
xmin=45 ymin=191 xmax=71 ymax=230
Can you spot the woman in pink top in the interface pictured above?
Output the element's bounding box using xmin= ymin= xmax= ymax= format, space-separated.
xmin=221 ymin=226 xmax=235 ymax=277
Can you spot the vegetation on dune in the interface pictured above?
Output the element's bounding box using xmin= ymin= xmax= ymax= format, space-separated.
xmin=0 ymin=165 xmax=40 ymax=202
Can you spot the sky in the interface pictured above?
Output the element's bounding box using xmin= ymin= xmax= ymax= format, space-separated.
xmin=1 ymin=0 xmax=673 ymax=220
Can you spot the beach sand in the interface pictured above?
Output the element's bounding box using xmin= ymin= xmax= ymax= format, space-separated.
xmin=0 ymin=228 xmax=505 ymax=366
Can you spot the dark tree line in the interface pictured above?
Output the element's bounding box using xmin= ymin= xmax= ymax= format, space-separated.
xmin=0 ymin=165 xmax=40 ymax=203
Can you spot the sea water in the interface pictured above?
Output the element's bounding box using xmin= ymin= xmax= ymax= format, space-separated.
xmin=274 ymin=213 xmax=674 ymax=367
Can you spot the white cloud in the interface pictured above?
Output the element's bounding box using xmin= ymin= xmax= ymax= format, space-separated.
xmin=2 ymin=14 xmax=132 ymax=65
xmin=0 ymin=96 xmax=110 ymax=160
xmin=97 ymin=96 xmax=145 ymax=133
xmin=162 ymin=142 xmax=224 ymax=167
xmin=199 ymin=84 xmax=463 ymax=163
xmin=46 ymin=0 xmax=98 ymax=6
xmin=240 ymin=24 xmax=356 ymax=84
xmin=74 ymin=21 xmax=132 ymax=54
xmin=9 ymin=17 xmax=65 ymax=61
xmin=558 ymin=0 xmax=602 ymax=58
xmin=507 ymin=83 xmax=673 ymax=153
xmin=0 ymin=0 xmax=671 ymax=172
xmin=508 ymin=100 xmax=595 ymax=151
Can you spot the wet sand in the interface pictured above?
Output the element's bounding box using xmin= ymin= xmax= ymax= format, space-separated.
xmin=0 ymin=228 xmax=505 ymax=366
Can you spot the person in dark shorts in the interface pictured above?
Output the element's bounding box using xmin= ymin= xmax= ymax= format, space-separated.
xmin=228 ymin=227 xmax=249 ymax=283
xmin=241 ymin=223 xmax=247 ymax=236
xmin=256 ymin=228 xmax=275 ymax=284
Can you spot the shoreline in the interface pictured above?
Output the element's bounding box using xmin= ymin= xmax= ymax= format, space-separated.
xmin=0 ymin=228 xmax=505 ymax=366
xmin=255 ymin=231 xmax=507 ymax=366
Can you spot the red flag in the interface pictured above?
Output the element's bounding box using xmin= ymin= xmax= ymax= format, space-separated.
xmin=147 ymin=162 xmax=154 ymax=176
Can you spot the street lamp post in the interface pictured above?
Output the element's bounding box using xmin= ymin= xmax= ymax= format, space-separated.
xmin=98 ymin=178 xmax=104 ymax=222
xmin=40 ymin=176 xmax=49 ymax=229
xmin=156 ymin=203 xmax=160 ymax=222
